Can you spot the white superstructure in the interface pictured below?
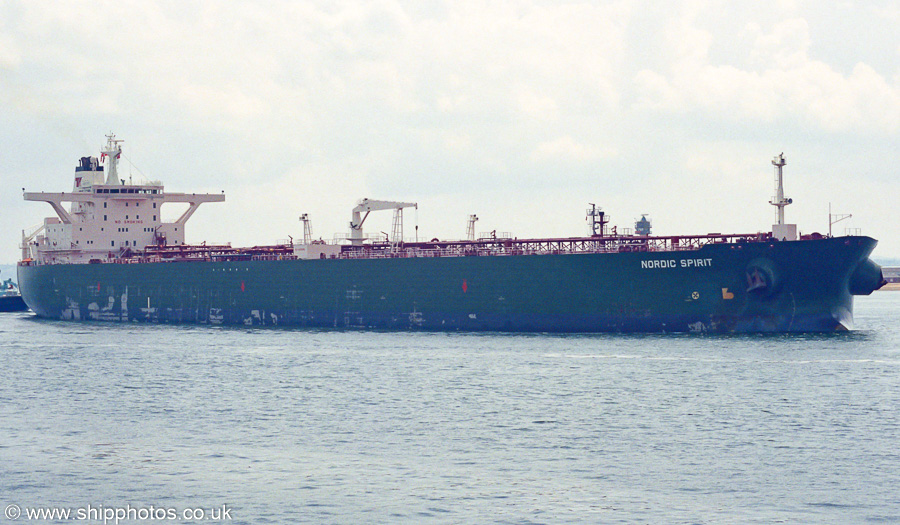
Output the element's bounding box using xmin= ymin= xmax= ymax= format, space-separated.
xmin=22 ymin=134 xmax=225 ymax=264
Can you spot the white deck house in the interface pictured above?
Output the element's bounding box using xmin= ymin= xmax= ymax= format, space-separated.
xmin=23 ymin=134 xmax=224 ymax=264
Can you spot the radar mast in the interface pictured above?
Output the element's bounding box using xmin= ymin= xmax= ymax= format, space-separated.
xmin=101 ymin=133 xmax=123 ymax=186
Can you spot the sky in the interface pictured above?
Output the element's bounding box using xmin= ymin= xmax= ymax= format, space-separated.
xmin=1 ymin=0 xmax=898 ymax=265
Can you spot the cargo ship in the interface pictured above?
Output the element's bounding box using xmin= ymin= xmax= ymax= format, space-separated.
xmin=17 ymin=134 xmax=885 ymax=332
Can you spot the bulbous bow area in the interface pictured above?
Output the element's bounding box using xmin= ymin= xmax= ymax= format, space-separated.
xmin=849 ymin=258 xmax=886 ymax=296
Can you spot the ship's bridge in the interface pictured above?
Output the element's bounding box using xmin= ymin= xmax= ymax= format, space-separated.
xmin=22 ymin=134 xmax=224 ymax=264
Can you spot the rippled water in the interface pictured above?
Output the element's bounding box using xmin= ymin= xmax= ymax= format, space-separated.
xmin=2 ymin=293 xmax=899 ymax=524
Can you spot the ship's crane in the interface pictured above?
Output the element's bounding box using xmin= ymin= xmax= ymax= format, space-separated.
xmin=350 ymin=198 xmax=417 ymax=246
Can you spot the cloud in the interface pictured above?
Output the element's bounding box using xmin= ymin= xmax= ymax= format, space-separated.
xmin=530 ymin=136 xmax=615 ymax=163
xmin=631 ymin=9 xmax=900 ymax=132
xmin=2 ymin=0 xmax=899 ymax=261
xmin=177 ymin=84 xmax=271 ymax=122
xmin=515 ymin=88 xmax=559 ymax=120
xmin=0 ymin=34 xmax=20 ymax=69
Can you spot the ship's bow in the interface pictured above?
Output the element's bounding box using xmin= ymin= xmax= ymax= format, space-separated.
xmin=826 ymin=236 xmax=883 ymax=330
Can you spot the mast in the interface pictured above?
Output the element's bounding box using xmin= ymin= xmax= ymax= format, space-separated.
xmin=586 ymin=203 xmax=608 ymax=237
xmin=300 ymin=213 xmax=312 ymax=245
xmin=828 ymin=202 xmax=852 ymax=237
xmin=466 ymin=214 xmax=479 ymax=241
xmin=101 ymin=133 xmax=123 ymax=186
xmin=770 ymin=153 xmax=791 ymax=224
xmin=769 ymin=153 xmax=797 ymax=241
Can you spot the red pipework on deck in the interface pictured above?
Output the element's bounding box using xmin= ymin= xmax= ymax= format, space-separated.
xmin=19 ymin=232 xmax=776 ymax=266
xmin=29 ymin=232 xmax=768 ymax=265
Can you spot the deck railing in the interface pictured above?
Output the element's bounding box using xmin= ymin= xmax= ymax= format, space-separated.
xmin=20 ymin=232 xmax=778 ymax=265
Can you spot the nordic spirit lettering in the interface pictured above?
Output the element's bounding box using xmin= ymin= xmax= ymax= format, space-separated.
xmin=641 ymin=258 xmax=713 ymax=269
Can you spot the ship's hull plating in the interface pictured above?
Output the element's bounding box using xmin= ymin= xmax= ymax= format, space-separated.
xmin=17 ymin=237 xmax=881 ymax=332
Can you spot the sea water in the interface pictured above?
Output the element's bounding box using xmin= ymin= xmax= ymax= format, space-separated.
xmin=1 ymin=293 xmax=898 ymax=524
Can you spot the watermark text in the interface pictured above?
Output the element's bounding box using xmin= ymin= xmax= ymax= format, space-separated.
xmin=5 ymin=503 xmax=232 ymax=524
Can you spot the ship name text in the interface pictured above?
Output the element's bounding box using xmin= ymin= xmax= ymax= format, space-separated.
xmin=641 ymin=258 xmax=713 ymax=269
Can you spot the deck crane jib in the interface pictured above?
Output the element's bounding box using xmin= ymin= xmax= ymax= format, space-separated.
xmin=349 ymin=198 xmax=417 ymax=246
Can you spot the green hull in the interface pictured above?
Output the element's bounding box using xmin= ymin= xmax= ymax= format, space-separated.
xmin=17 ymin=236 xmax=883 ymax=332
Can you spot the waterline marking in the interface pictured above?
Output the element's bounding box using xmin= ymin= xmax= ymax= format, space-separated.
xmin=5 ymin=503 xmax=232 ymax=524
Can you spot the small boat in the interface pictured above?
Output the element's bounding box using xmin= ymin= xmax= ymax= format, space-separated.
xmin=0 ymin=275 xmax=28 ymax=312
